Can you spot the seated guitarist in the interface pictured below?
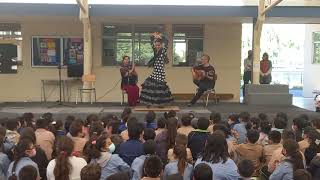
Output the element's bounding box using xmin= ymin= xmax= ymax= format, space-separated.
xmin=188 ymin=54 xmax=216 ymax=106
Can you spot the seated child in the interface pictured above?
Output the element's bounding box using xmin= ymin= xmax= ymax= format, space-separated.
xmin=235 ymin=129 xmax=263 ymax=176
xmin=233 ymin=112 xmax=250 ymax=144
xmin=263 ymin=130 xmax=282 ymax=164
xmin=141 ymin=155 xmax=163 ymax=180
xmin=168 ymin=134 xmax=192 ymax=163
xmin=207 ymin=112 xmax=222 ymax=134
xmin=238 ymin=159 xmax=255 ymax=180
xmin=80 ymin=164 xmax=101 ymax=180
xmin=145 ymin=111 xmax=157 ymax=130
xmin=193 ymin=163 xmax=213 ymax=180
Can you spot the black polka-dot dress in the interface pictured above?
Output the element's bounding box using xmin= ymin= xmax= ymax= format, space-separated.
xmin=139 ymin=35 xmax=174 ymax=105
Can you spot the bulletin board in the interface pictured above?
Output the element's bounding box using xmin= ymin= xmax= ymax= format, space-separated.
xmin=32 ymin=37 xmax=61 ymax=67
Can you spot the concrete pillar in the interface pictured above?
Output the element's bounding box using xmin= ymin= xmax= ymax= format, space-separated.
xmin=78 ymin=0 xmax=93 ymax=102
xmin=252 ymin=0 xmax=266 ymax=84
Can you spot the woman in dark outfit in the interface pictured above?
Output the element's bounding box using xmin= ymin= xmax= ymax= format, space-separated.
xmin=120 ymin=56 xmax=139 ymax=106
xmin=140 ymin=32 xmax=173 ymax=106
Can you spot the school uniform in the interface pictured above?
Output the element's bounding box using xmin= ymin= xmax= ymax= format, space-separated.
xmin=163 ymin=160 xmax=193 ymax=180
xmin=263 ymin=143 xmax=282 ymax=164
xmin=91 ymin=152 xmax=130 ymax=180
xmin=235 ymin=143 xmax=263 ymax=176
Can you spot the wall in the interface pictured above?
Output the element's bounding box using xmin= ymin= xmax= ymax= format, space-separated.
xmin=0 ymin=17 xmax=242 ymax=102
xmin=303 ymin=24 xmax=320 ymax=97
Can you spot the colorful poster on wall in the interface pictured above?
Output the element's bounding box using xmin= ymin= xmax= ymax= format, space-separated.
xmin=32 ymin=37 xmax=61 ymax=66
xmin=63 ymin=38 xmax=84 ymax=65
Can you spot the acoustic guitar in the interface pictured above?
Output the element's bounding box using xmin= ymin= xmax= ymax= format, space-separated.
xmin=191 ymin=65 xmax=206 ymax=81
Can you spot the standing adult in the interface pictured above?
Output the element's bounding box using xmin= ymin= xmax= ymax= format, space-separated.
xmin=243 ymin=50 xmax=253 ymax=96
xmin=139 ymin=32 xmax=173 ymax=107
xmin=260 ymin=52 xmax=272 ymax=84
xmin=120 ymin=55 xmax=139 ymax=106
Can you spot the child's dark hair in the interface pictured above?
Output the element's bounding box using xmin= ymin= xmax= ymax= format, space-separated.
xmin=167 ymin=174 xmax=183 ymax=180
xmin=194 ymin=163 xmax=212 ymax=180
xmin=238 ymin=159 xmax=255 ymax=178
xmin=107 ymin=120 xmax=121 ymax=134
xmin=304 ymin=127 xmax=320 ymax=165
xmin=212 ymin=124 xmax=231 ymax=138
xmin=273 ymin=117 xmax=288 ymax=129
xmin=85 ymin=114 xmax=99 ymax=127
xmin=164 ymin=110 xmax=176 ymax=119
xmin=128 ymin=120 xmax=144 ymax=140
xmin=293 ymin=117 xmax=306 ymax=131
xmin=276 ymin=112 xmax=288 ymax=123
xmin=282 ymin=129 xmax=296 ymax=141
xmin=239 ymin=112 xmax=250 ymax=123
xmin=157 ymin=117 xmax=166 ymax=129
xmin=53 ymin=136 xmax=74 ymax=180
xmin=143 ymin=128 xmax=156 ymax=141
xmin=89 ymin=120 xmax=104 ymax=139
xmin=121 ymin=107 xmax=132 ymax=123
xmin=143 ymin=140 xmax=157 ymax=155
xmin=210 ymin=112 xmax=222 ymax=124
xmin=69 ymin=119 xmax=84 ymax=137
xmin=258 ymin=113 xmax=268 ymax=121
xmin=19 ymin=127 xmax=36 ymax=144
xmin=6 ymin=118 xmax=19 ymax=131
xmin=23 ymin=113 xmax=35 ymax=129
xmin=145 ymin=111 xmax=156 ymax=124
xmin=260 ymin=120 xmax=272 ymax=134
xmin=197 ymin=117 xmax=210 ymax=130
xmin=312 ymin=118 xmax=320 ymax=129
xmin=42 ymin=112 xmax=53 ymax=123
xmin=202 ymin=132 xmax=229 ymax=163
xmin=175 ymin=133 xmax=188 ymax=146
xmin=101 ymin=114 xmax=118 ymax=128
xmin=166 ymin=117 xmax=178 ymax=149
xmin=86 ymin=134 xmax=108 ymax=161
xmin=293 ymin=169 xmax=312 ymax=180
xmin=173 ymin=145 xmax=187 ymax=176
xmin=143 ymin=155 xmax=163 ymax=178
xmin=54 ymin=120 xmax=64 ymax=130
xmin=18 ymin=165 xmax=38 ymax=180
xmin=249 ymin=117 xmax=260 ymax=130
xmin=64 ymin=115 xmax=75 ymax=133
xmin=283 ymin=139 xmax=304 ymax=170
xmin=80 ymin=164 xmax=101 ymax=180
xmin=181 ymin=114 xmax=192 ymax=126
xmin=268 ymin=130 xmax=281 ymax=144
xmin=228 ymin=114 xmax=239 ymax=123
xmin=106 ymin=172 xmax=129 ymax=180
xmin=36 ymin=118 xmax=49 ymax=129
xmin=9 ymin=138 xmax=34 ymax=180
xmin=247 ymin=129 xmax=259 ymax=144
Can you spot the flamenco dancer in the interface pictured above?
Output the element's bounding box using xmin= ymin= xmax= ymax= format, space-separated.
xmin=140 ymin=32 xmax=173 ymax=107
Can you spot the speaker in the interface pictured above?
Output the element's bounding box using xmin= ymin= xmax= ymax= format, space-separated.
xmin=67 ymin=64 xmax=83 ymax=78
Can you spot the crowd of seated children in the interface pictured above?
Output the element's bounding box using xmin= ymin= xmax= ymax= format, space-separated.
xmin=0 ymin=109 xmax=320 ymax=180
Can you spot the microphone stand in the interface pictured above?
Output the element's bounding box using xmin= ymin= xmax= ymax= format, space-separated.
xmin=48 ymin=64 xmax=73 ymax=108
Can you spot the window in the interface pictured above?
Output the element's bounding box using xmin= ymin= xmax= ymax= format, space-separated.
xmin=0 ymin=23 xmax=22 ymax=74
xmin=173 ymin=25 xmax=204 ymax=67
xmin=313 ymin=32 xmax=320 ymax=64
xmin=102 ymin=24 xmax=164 ymax=66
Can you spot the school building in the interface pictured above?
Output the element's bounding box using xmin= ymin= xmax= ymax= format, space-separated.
xmin=0 ymin=2 xmax=319 ymax=103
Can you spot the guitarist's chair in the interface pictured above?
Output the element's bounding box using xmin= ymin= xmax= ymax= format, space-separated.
xmin=202 ymin=74 xmax=218 ymax=107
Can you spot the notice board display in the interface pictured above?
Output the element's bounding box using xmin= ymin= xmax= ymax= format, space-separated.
xmin=63 ymin=38 xmax=84 ymax=65
xmin=32 ymin=37 xmax=61 ymax=66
